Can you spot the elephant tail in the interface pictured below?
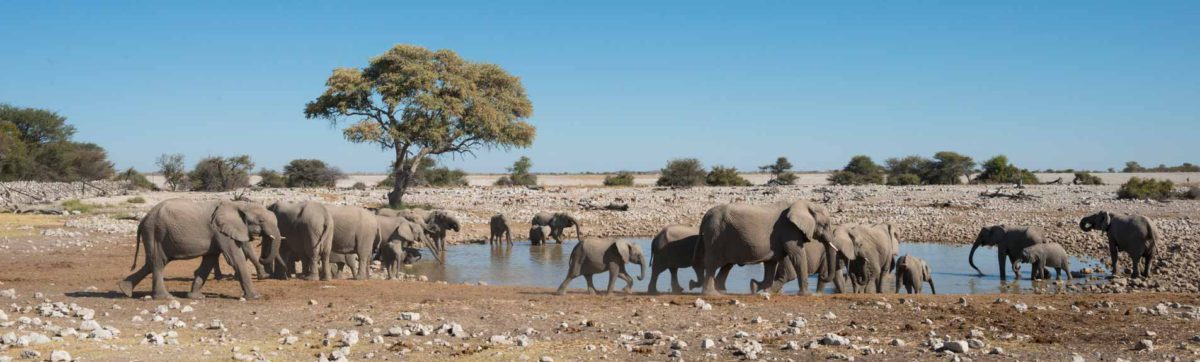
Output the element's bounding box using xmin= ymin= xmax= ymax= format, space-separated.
xmin=130 ymin=222 xmax=144 ymax=271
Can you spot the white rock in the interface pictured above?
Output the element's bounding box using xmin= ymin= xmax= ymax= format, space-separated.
xmin=700 ymin=339 xmax=716 ymax=349
xmin=820 ymin=333 xmax=850 ymax=346
xmin=79 ymin=320 xmax=101 ymax=332
xmin=50 ymin=350 xmax=71 ymax=362
xmin=1134 ymin=339 xmax=1153 ymax=351
xmin=823 ymin=311 xmax=837 ymax=319
xmin=399 ymin=312 xmax=421 ymax=321
xmin=940 ymin=340 xmax=968 ymax=353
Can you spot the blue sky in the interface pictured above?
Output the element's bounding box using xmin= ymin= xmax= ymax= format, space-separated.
xmin=1 ymin=2 xmax=1197 ymax=173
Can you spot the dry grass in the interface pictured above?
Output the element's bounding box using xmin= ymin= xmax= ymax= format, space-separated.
xmin=0 ymin=213 xmax=63 ymax=237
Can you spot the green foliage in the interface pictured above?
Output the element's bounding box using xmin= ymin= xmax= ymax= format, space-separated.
xmin=352 ymin=181 xmax=368 ymax=190
xmin=884 ymin=156 xmax=931 ymax=185
xmin=760 ymin=157 xmax=797 ymax=185
xmin=603 ymin=171 xmax=636 ymax=186
xmin=61 ymin=199 xmax=96 ymax=213
xmin=496 ymin=156 xmax=537 ymax=186
xmin=189 ymin=155 xmax=254 ymax=191
xmin=924 ymin=151 xmax=975 ymax=185
xmin=305 ymin=44 xmax=535 ymax=207
xmin=706 ymin=166 xmax=751 ymax=186
xmin=1072 ymin=172 xmax=1104 ymax=185
xmin=1122 ymin=161 xmax=1199 ymax=173
xmin=0 ymin=104 xmax=115 ymax=181
xmin=380 ymin=158 xmax=466 ymax=188
xmin=974 ymin=155 xmax=1039 ymax=184
xmin=656 ymin=158 xmax=706 ymax=187
xmin=283 ymin=159 xmax=343 ymax=188
xmin=890 ymin=173 xmax=922 ymax=186
xmin=828 ymin=155 xmax=884 ymax=185
xmin=1117 ymin=177 xmax=1174 ymax=200
xmin=126 ymin=196 xmax=146 ymax=204
xmin=114 ymin=167 xmax=157 ymax=190
xmin=156 ymin=154 xmax=189 ymax=191
xmin=256 ymin=169 xmax=286 ymax=188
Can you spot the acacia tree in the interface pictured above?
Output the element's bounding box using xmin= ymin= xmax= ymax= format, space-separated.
xmin=305 ymin=45 xmax=535 ymax=207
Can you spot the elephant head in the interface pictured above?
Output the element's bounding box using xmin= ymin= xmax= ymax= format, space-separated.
xmin=552 ymin=213 xmax=582 ymax=239
xmin=426 ymin=211 xmax=461 ymax=233
xmin=614 ymin=239 xmax=647 ymax=281
xmin=379 ymin=215 xmax=443 ymax=264
xmin=968 ymin=225 xmax=1005 ymax=275
xmin=216 ymin=201 xmax=283 ymax=272
xmin=825 ymin=224 xmax=859 ymax=280
xmin=1079 ymin=211 xmax=1111 ymax=232
xmin=784 ymin=201 xmax=836 ymax=280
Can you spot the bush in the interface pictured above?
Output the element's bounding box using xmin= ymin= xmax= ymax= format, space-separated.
xmin=1072 ymin=172 xmax=1104 ymax=185
xmin=1117 ymin=177 xmax=1174 ymax=200
xmin=924 ymin=151 xmax=975 ymax=185
xmin=828 ymin=155 xmax=884 ymax=185
xmin=189 ymin=155 xmax=253 ymax=191
xmin=283 ymin=159 xmax=343 ymax=188
xmin=256 ymin=169 xmax=286 ymax=188
xmin=885 ymin=156 xmax=931 ymax=185
xmin=974 ymin=155 xmax=1038 ymax=185
xmin=0 ymin=104 xmax=116 ymax=182
xmin=494 ymin=156 xmax=536 ymax=186
xmin=156 ymin=153 xmax=189 ymax=191
xmin=352 ymin=181 xmax=368 ymax=190
xmin=656 ymin=158 xmax=706 ymax=187
xmin=603 ymin=171 xmax=635 ymax=186
xmin=1123 ymin=161 xmax=1200 ymax=173
xmin=889 ymin=173 xmax=922 ymax=186
xmin=61 ymin=199 xmax=96 ymax=213
xmin=114 ymin=167 xmax=157 ymax=190
xmin=706 ymin=166 xmax=751 ymax=186
xmin=760 ymin=157 xmax=797 ymax=186
xmin=423 ymin=167 xmax=467 ymax=187
xmin=126 ymin=196 xmax=146 ymax=204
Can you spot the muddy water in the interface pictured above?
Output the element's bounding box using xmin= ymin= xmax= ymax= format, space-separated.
xmin=404 ymin=239 xmax=1104 ymax=295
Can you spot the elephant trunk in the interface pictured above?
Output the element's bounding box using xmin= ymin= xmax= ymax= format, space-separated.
xmin=969 ymin=240 xmax=983 ymax=275
xmin=821 ymin=241 xmax=838 ymax=282
xmin=1079 ymin=217 xmax=1092 ymax=232
xmin=638 ymin=257 xmax=647 ymax=281
xmin=575 ymin=225 xmax=582 ymax=240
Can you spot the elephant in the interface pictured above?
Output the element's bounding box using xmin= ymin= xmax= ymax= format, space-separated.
xmin=1018 ymin=242 xmax=1071 ymax=280
xmin=328 ymin=205 xmax=380 ymax=280
xmin=894 ymin=254 xmax=935 ymax=294
xmin=377 ymin=208 xmax=430 ymax=224
xmin=695 ymin=200 xmax=835 ymax=296
xmin=421 ymin=211 xmax=459 ymax=261
xmin=555 ymin=237 xmax=647 ymax=295
xmin=378 ymin=214 xmax=442 ymax=263
xmin=328 ymin=252 xmax=358 ymax=279
xmin=647 ymin=224 xmax=702 ymax=294
xmin=969 ymin=225 xmax=1046 ymax=281
xmin=118 ymin=199 xmax=282 ymax=300
xmin=1079 ymin=211 xmax=1158 ymax=278
xmin=529 ymin=225 xmax=551 ymax=245
xmin=531 ymin=212 xmax=581 ymax=243
xmin=489 ymin=214 xmax=513 ymax=246
xmin=267 ymin=201 xmax=334 ymax=281
xmin=379 ymin=240 xmax=410 ymax=280
xmin=749 ymin=233 xmax=847 ymax=295
xmin=840 ymin=223 xmax=899 ymax=293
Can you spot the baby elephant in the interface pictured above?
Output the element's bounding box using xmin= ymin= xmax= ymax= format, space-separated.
xmin=894 ymin=254 xmax=935 ymax=294
xmin=529 ymin=225 xmax=551 ymax=245
xmin=1019 ymin=242 xmax=1071 ymax=280
xmin=489 ymin=214 xmax=512 ymax=246
xmin=556 ymin=237 xmax=647 ymax=295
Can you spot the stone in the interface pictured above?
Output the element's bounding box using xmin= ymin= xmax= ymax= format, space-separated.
xmin=539 ymin=356 xmax=553 ymax=362
xmin=940 ymin=340 xmax=968 ymax=353
xmin=50 ymin=350 xmax=71 ymax=362
xmin=671 ymin=340 xmax=687 ymax=349
xmin=823 ymin=311 xmax=837 ymax=319
xmin=1134 ymin=339 xmax=1153 ymax=351
xmin=820 ymin=333 xmax=850 ymax=346
xmin=700 ymin=339 xmax=716 ymax=349
xmin=399 ymin=312 xmax=421 ymax=321
xmin=890 ymin=339 xmax=905 ymax=347
xmin=967 ymin=338 xmax=985 ymax=349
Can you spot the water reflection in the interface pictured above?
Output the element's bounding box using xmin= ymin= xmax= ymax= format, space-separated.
xmin=401 ymin=239 xmax=1104 ymax=295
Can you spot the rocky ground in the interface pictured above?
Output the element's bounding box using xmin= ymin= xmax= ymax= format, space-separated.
xmin=1 ymin=183 xmax=1199 ymax=360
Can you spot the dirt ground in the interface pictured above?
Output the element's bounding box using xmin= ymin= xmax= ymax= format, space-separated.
xmin=1 ymin=214 xmax=1200 ymax=362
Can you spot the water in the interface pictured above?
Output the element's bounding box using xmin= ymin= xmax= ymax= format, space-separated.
xmin=403 ymin=239 xmax=1105 ymax=295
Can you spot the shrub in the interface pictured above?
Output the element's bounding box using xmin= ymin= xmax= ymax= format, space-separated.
xmin=1117 ymin=177 xmax=1174 ymax=200
xmin=974 ymin=155 xmax=1038 ymax=185
xmin=423 ymin=167 xmax=467 ymax=187
xmin=256 ymin=169 xmax=286 ymax=188
xmin=603 ymin=171 xmax=635 ymax=186
xmin=924 ymin=151 xmax=975 ymax=185
xmin=283 ymin=159 xmax=343 ymax=188
xmin=352 ymin=181 xmax=368 ymax=190
xmin=889 ymin=173 xmax=922 ymax=186
xmin=156 ymin=153 xmax=189 ymax=191
xmin=828 ymin=155 xmax=884 ymax=185
xmin=495 ymin=156 xmax=537 ymax=186
xmin=885 ymin=156 xmax=931 ymax=185
xmin=706 ymin=166 xmax=751 ymax=186
xmin=0 ymin=104 xmax=116 ymax=181
xmin=114 ymin=167 xmax=157 ymax=190
xmin=656 ymin=158 xmax=706 ymax=187
xmin=1072 ymin=172 xmax=1104 ymax=185
xmin=189 ymin=155 xmax=253 ymax=191
xmin=61 ymin=199 xmax=96 ymax=213
xmin=760 ymin=157 xmax=797 ymax=186
xmin=126 ymin=196 xmax=146 ymax=204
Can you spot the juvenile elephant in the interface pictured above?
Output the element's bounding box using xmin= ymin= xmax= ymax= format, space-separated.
xmin=489 ymin=214 xmax=513 ymax=246
xmin=969 ymin=225 xmax=1045 ymax=281
xmin=529 ymin=225 xmax=551 ymax=245
xmin=119 ymin=199 xmax=282 ymax=300
xmin=696 ymin=200 xmax=835 ymax=296
xmin=422 ymin=211 xmax=459 ymax=262
xmin=531 ymin=212 xmax=581 ymax=243
xmin=328 ymin=252 xmax=358 ymax=278
xmin=647 ymin=224 xmax=702 ymax=294
xmin=841 ymin=223 xmax=899 ymax=293
xmin=379 ymin=240 xmax=410 ymax=280
xmin=1080 ymin=211 xmax=1158 ymax=278
xmin=1018 ymin=242 xmax=1071 ymax=280
xmin=894 ymin=254 xmax=935 ymax=294
xmin=749 ymin=234 xmax=846 ymax=295
xmin=328 ymin=205 xmax=379 ymax=280
xmin=556 ymin=237 xmax=647 ymax=295
xmin=268 ymin=201 xmax=334 ymax=281
xmin=378 ymin=214 xmax=442 ymax=263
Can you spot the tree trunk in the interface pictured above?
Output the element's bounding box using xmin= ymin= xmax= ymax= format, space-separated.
xmin=387 ymin=148 xmax=410 ymax=208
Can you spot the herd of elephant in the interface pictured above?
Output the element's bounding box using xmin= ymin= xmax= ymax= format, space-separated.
xmin=553 ymin=200 xmax=1161 ymax=297
xmin=113 ymin=198 xmax=1160 ymax=300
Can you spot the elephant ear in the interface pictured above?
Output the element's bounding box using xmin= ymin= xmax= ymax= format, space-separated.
xmin=785 ymin=201 xmax=818 ymax=240
xmin=1100 ymin=212 xmax=1112 ymax=230
xmin=614 ymin=239 xmax=632 ymax=264
xmin=213 ymin=201 xmax=250 ymax=243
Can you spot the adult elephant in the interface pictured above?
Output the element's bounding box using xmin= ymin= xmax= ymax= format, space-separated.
xmin=696 ymin=200 xmax=835 ymax=296
xmin=268 ymin=201 xmax=334 ymax=281
xmin=647 ymin=224 xmax=702 ymax=294
xmin=1080 ymin=211 xmax=1158 ymax=278
xmin=531 ymin=212 xmax=581 ymax=243
xmin=421 ymin=211 xmax=459 ymax=262
xmin=378 ymin=208 xmax=429 ymax=224
xmin=841 ymin=223 xmax=899 ymax=293
xmin=749 ymin=228 xmax=847 ymax=295
xmin=378 ymin=214 xmax=442 ymax=263
xmin=118 ymin=199 xmax=282 ymax=300
xmin=969 ymin=225 xmax=1045 ymax=281
xmin=489 ymin=214 xmax=513 ymax=246
xmin=328 ymin=205 xmax=380 ymax=280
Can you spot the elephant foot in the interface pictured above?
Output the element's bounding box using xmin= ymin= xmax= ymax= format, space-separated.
xmin=151 ymin=291 xmax=173 ymax=300
xmin=647 ymin=289 xmax=659 ymax=295
xmin=117 ymin=281 xmax=134 ymax=298
xmin=687 ymin=280 xmax=700 ymax=290
xmin=301 ymin=274 xmax=319 ymax=281
xmin=243 ymin=292 xmax=261 ymax=300
xmin=187 ymin=292 xmax=206 ymax=299
xmin=623 ymin=287 xmax=633 ymax=294
xmin=554 ymin=289 xmax=567 ymax=296
xmin=700 ymin=289 xmax=721 ymax=297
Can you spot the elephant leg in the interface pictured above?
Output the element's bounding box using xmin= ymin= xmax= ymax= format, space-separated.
xmin=555 ymin=272 xmax=576 ymax=295
xmin=716 ymin=264 xmax=733 ymax=293
xmin=119 ymin=263 xmax=153 ymax=298
xmin=687 ymin=266 xmax=702 ymax=290
xmin=669 ymin=268 xmax=684 ymax=293
xmin=604 ymin=266 xmax=619 ymax=295
xmin=832 ymin=269 xmax=845 ymax=294
xmin=1130 ymin=254 xmax=1141 ymax=279
xmin=241 ymin=242 xmax=266 ymax=280
xmin=304 ymin=251 xmax=321 ymax=281
xmin=756 ymin=259 xmax=778 ymax=294
xmin=700 ymin=263 xmax=721 ymax=296
xmin=188 ymin=254 xmax=219 ymax=299
xmin=619 ymin=269 xmax=635 ymax=294
xmin=355 ymin=247 xmax=371 ymax=280
xmin=647 ymin=265 xmax=663 ymax=295
xmin=997 ymin=250 xmax=1008 ymax=282
xmin=506 ymin=231 xmax=512 ymax=245
xmin=218 ymin=240 xmax=260 ymax=300
xmin=584 ymin=275 xmax=598 ymax=295
xmin=1142 ymin=252 xmax=1152 ymax=277
xmin=149 ymin=253 xmax=172 ymax=300
xmin=1108 ymin=243 xmax=1119 ymax=277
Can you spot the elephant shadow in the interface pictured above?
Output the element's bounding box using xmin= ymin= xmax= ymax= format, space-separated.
xmin=66 ymin=290 xmax=243 ymax=300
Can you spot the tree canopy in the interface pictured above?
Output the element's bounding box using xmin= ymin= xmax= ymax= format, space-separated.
xmin=0 ymin=104 xmax=115 ymax=181
xmin=656 ymin=158 xmax=706 ymax=187
xmin=974 ymin=155 xmax=1038 ymax=184
xmin=828 ymin=155 xmax=884 ymax=185
xmin=305 ymin=44 xmax=535 ymax=206
xmin=760 ymin=157 xmax=797 ymax=185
